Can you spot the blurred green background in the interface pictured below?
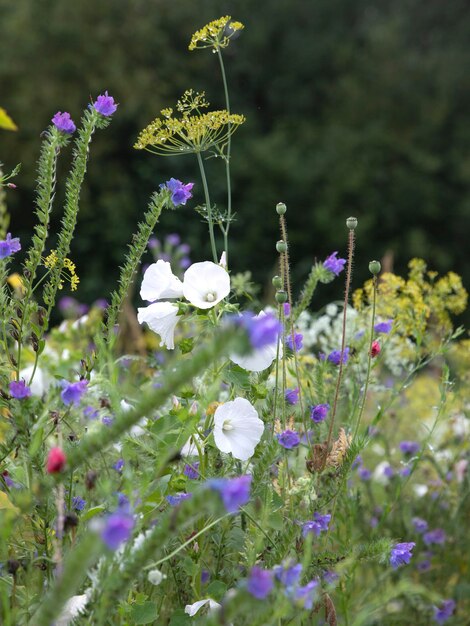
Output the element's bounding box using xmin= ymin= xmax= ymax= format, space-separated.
xmin=1 ymin=0 xmax=469 ymax=310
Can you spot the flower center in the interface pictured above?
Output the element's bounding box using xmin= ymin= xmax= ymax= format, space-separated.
xmin=204 ymin=291 xmax=216 ymax=302
xmin=222 ymin=419 xmax=233 ymax=431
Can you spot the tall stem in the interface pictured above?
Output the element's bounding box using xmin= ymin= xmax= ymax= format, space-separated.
xmin=196 ymin=152 xmax=218 ymax=263
xmin=216 ymin=49 xmax=232 ymax=267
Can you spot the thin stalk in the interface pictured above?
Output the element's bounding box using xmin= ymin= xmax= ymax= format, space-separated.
xmin=196 ymin=152 xmax=218 ymax=263
xmin=324 ymin=228 xmax=355 ymax=461
xmin=216 ymin=49 xmax=232 ymax=266
xmin=352 ymin=275 xmax=377 ymax=440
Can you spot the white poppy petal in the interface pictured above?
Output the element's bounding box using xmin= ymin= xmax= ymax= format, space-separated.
xmin=213 ymin=398 xmax=264 ymax=461
xmin=140 ymin=260 xmax=183 ymax=301
xmin=137 ymin=302 xmax=179 ymax=349
xmin=183 ymin=261 xmax=230 ymax=309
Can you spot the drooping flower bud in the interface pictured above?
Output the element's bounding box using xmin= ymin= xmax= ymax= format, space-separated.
xmin=46 ymin=447 xmax=66 ymax=474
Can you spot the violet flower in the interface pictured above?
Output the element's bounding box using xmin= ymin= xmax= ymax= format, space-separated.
xmin=9 ymin=380 xmax=31 ymax=400
xmin=302 ymin=513 xmax=331 ymax=537
xmin=209 ymin=475 xmax=252 ymax=513
xmin=247 ymin=566 xmax=273 ymax=599
xmin=277 ymin=430 xmax=301 ymax=450
xmin=162 ymin=178 xmax=194 ymax=206
xmin=101 ymin=511 xmax=134 ymax=550
xmin=310 ymin=403 xmax=330 ymax=423
xmin=93 ymin=91 xmax=118 ymax=116
xmin=0 ymin=233 xmax=21 ymax=259
xmin=51 ymin=111 xmax=76 ymax=134
xmin=61 ymin=380 xmax=88 ymax=406
xmin=323 ymin=251 xmax=346 ymax=276
xmin=390 ymin=542 xmax=415 ymax=568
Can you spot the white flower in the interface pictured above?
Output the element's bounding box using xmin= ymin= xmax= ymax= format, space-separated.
xmin=19 ymin=365 xmax=49 ymax=396
xmin=180 ymin=434 xmax=202 ymax=457
xmin=137 ymin=302 xmax=179 ymax=349
xmin=213 ymin=397 xmax=264 ymax=461
xmin=140 ymin=260 xmax=183 ymax=302
xmin=219 ymin=250 xmax=227 ymax=269
xmin=183 ymin=261 xmax=230 ymax=309
xmin=55 ymin=594 xmax=89 ymax=626
xmin=230 ymin=311 xmax=281 ymax=372
xmin=148 ymin=568 xmax=166 ymax=585
xmin=185 ymin=598 xmax=221 ymax=617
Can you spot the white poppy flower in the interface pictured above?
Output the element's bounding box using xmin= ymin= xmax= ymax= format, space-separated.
xmin=140 ymin=260 xmax=183 ymax=302
xmin=213 ymin=397 xmax=264 ymax=461
xmin=137 ymin=302 xmax=179 ymax=349
xmin=185 ymin=598 xmax=221 ymax=617
xmin=230 ymin=311 xmax=281 ymax=372
xmin=183 ymin=261 xmax=230 ymax=309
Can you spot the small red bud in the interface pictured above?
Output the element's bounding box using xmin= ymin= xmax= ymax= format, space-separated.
xmin=371 ymin=340 xmax=381 ymax=358
xmin=46 ymin=447 xmax=66 ymax=474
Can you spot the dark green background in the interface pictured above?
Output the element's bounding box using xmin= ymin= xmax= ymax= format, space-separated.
xmin=1 ymin=0 xmax=469 ymax=310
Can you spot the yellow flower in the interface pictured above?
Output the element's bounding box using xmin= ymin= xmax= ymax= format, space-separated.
xmin=188 ymin=16 xmax=244 ymax=51
xmin=135 ymin=90 xmax=245 ymax=156
xmin=43 ymin=250 xmax=80 ymax=291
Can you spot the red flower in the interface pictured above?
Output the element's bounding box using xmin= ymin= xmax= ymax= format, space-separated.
xmin=46 ymin=447 xmax=66 ymax=474
xmin=371 ymin=340 xmax=381 ymax=358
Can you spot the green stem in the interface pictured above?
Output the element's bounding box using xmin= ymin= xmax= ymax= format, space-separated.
xmin=217 ymin=49 xmax=232 ymax=267
xmin=196 ymin=152 xmax=218 ymax=263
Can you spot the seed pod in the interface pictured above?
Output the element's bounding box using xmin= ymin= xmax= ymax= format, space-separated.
xmin=275 ymin=290 xmax=288 ymax=304
xmin=276 ymin=240 xmax=287 ymax=254
xmin=276 ymin=202 xmax=287 ymax=215
xmin=346 ymin=216 xmax=358 ymax=230
xmin=369 ymin=260 xmax=381 ymax=275
xmin=272 ymin=275 xmax=283 ymax=289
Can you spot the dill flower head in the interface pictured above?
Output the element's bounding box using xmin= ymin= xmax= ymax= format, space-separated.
xmin=135 ymin=90 xmax=245 ymax=155
xmin=43 ymin=250 xmax=80 ymax=291
xmin=188 ymin=16 xmax=244 ymax=51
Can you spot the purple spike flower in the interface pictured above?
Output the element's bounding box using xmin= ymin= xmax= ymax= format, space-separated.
xmin=374 ymin=319 xmax=393 ymax=334
xmin=323 ymin=252 xmax=346 ymax=276
xmin=277 ymin=430 xmax=301 ymax=450
xmin=433 ymin=599 xmax=456 ymax=624
xmin=183 ymin=462 xmax=200 ymax=480
xmin=310 ymin=403 xmax=330 ymax=423
xmin=166 ymin=493 xmax=192 ymax=506
xmin=162 ymin=178 xmax=194 ymax=206
xmin=0 ymin=233 xmax=21 ymax=259
xmin=423 ymin=529 xmax=446 ymax=546
xmin=101 ymin=511 xmax=134 ymax=550
xmin=60 ymin=380 xmax=88 ymax=406
xmin=51 ymin=111 xmax=76 ymax=133
xmin=9 ymin=380 xmax=31 ymax=400
xmin=247 ymin=566 xmax=273 ymax=599
xmin=399 ymin=440 xmax=420 ymax=455
xmin=327 ymin=348 xmax=350 ymax=365
xmin=390 ymin=542 xmax=415 ymax=568
xmin=285 ymin=387 xmax=299 ymax=405
xmin=302 ymin=513 xmax=331 ymax=537
xmin=273 ymin=561 xmax=302 ymax=588
xmin=286 ymin=332 xmax=303 ymax=351
xmin=209 ymin=475 xmax=251 ymax=513
xmin=93 ymin=91 xmax=118 ymax=116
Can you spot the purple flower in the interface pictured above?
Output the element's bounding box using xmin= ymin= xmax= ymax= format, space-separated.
xmin=83 ymin=405 xmax=99 ymax=420
xmin=178 ymin=243 xmax=191 ymax=255
xmin=180 ymin=256 xmax=191 ymax=270
xmin=166 ymin=233 xmax=181 ymax=246
xmin=162 ymin=178 xmax=194 ymax=206
xmin=352 ymin=455 xmax=363 ymax=469
xmin=374 ymin=319 xmax=393 ymax=334
xmin=400 ymin=466 xmax=411 ymax=477
xmin=273 ymin=562 xmax=302 ymax=588
xmin=51 ymin=111 xmax=76 ymax=134
xmin=383 ymin=465 xmax=394 ymax=479
xmin=423 ymin=529 xmax=446 ymax=546
xmin=323 ymin=252 xmax=346 ymax=276
xmin=72 ymin=496 xmax=86 ymax=511
xmin=201 ymin=570 xmax=210 ymax=584
xmin=166 ymin=492 xmax=192 ymax=506
xmin=323 ymin=570 xmax=339 ymax=585
xmin=417 ymin=559 xmax=431 ymax=572
xmin=283 ymin=303 xmax=291 ymax=318
xmin=310 ymin=403 xmax=330 ymax=423
xmin=101 ymin=511 xmax=134 ymax=550
xmin=61 ymin=380 xmax=88 ymax=406
xmin=358 ymin=467 xmax=372 ymax=481
xmin=0 ymin=233 xmax=21 ymax=259
xmin=183 ymin=462 xmax=200 ymax=480
xmin=148 ymin=237 xmax=160 ymax=250
xmin=327 ymin=348 xmax=349 ymax=365
xmin=9 ymin=380 xmax=31 ymax=400
xmin=247 ymin=566 xmax=273 ymax=599
xmin=433 ymin=599 xmax=456 ymax=624
xmin=286 ymin=332 xmax=303 ymax=351
xmin=277 ymin=430 xmax=301 ymax=450
xmin=209 ymin=475 xmax=252 ymax=513
xmin=390 ymin=542 xmax=415 ymax=568
xmin=116 ymin=492 xmax=130 ymax=509
xmin=412 ymin=517 xmax=428 ymax=533
xmin=93 ymin=91 xmax=118 ymax=116
xmin=302 ymin=513 xmax=331 ymax=537
xmin=237 ymin=311 xmax=282 ymax=350
xmin=293 ymin=579 xmax=319 ymax=609
xmin=285 ymin=388 xmax=299 ymax=405
xmin=102 ymin=416 xmax=114 ymax=426
xmin=113 ymin=459 xmax=124 ymax=473
xmin=399 ymin=441 xmax=420 ymax=455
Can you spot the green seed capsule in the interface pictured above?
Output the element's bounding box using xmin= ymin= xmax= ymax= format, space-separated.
xmin=276 ymin=202 xmax=287 ymax=215
xmin=346 ymin=216 xmax=358 ymax=230
xmin=369 ymin=260 xmax=381 ymax=275
xmin=275 ymin=290 xmax=288 ymax=303
xmin=276 ymin=240 xmax=287 ymax=253
xmin=272 ymin=275 xmax=283 ymax=289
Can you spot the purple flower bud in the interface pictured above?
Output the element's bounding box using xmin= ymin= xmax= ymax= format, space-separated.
xmin=277 ymin=430 xmax=301 ymax=450
xmin=390 ymin=542 xmax=415 ymax=568
xmin=358 ymin=467 xmax=372 ymax=481
xmin=323 ymin=252 xmax=346 ymax=276
xmin=412 ymin=517 xmax=428 ymax=533
xmin=72 ymin=496 xmax=86 ymax=511
xmin=93 ymin=91 xmax=118 ymax=116
xmin=0 ymin=233 xmax=21 ymax=259
xmin=113 ymin=459 xmax=124 ymax=473
xmin=247 ymin=566 xmax=273 ymax=599
xmin=9 ymin=380 xmax=31 ymax=400
xmin=166 ymin=233 xmax=181 ymax=246
xmin=310 ymin=403 xmax=330 ymax=423
xmin=51 ymin=111 xmax=76 ymax=134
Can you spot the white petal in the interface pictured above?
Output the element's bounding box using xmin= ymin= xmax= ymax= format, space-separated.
xmin=213 ymin=398 xmax=264 ymax=461
xmin=230 ymin=311 xmax=282 ymax=372
xmin=183 ymin=262 xmax=230 ymax=309
xmin=137 ymin=302 xmax=179 ymax=349
xmin=219 ymin=251 xmax=227 ymax=268
xmin=140 ymin=260 xmax=183 ymax=301
xmin=185 ymin=598 xmax=221 ymax=617
xmin=181 ymin=434 xmax=202 ymax=457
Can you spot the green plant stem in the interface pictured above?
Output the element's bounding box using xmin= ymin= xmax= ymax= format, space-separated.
xmin=196 ymin=151 xmax=218 ymax=263
xmin=352 ymin=275 xmax=377 ymax=440
xmin=217 ymin=48 xmax=232 ymax=266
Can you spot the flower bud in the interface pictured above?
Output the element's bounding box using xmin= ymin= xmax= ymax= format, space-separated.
xmin=276 ymin=202 xmax=287 ymax=215
xmin=276 ymin=240 xmax=287 ymax=254
xmin=7 ymin=183 xmax=17 ymax=190
xmin=275 ymin=290 xmax=288 ymax=304
xmin=369 ymin=260 xmax=381 ymax=275
xmin=346 ymin=216 xmax=357 ymax=230
xmin=46 ymin=447 xmax=66 ymax=474
xmin=272 ymin=275 xmax=283 ymax=289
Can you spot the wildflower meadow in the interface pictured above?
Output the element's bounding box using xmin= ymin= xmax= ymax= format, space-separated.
xmin=1 ymin=15 xmax=469 ymax=626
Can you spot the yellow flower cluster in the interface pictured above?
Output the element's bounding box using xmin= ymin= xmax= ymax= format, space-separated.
xmin=44 ymin=250 xmax=80 ymax=291
xmin=134 ymin=90 xmax=245 ymax=155
xmin=188 ymin=16 xmax=244 ymax=51
xmin=353 ymin=258 xmax=467 ymax=339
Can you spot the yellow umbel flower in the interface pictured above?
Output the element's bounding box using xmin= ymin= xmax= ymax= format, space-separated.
xmin=43 ymin=250 xmax=80 ymax=291
xmin=353 ymin=258 xmax=467 ymax=339
xmin=189 ymin=16 xmax=244 ymax=51
xmin=135 ymin=90 xmax=245 ymax=156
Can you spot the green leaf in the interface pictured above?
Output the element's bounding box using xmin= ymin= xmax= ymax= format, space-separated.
xmin=28 ymin=427 xmax=44 ymax=457
xmin=168 ymin=609 xmax=191 ymax=626
xmin=222 ymin=364 xmax=250 ymax=390
xmin=205 ymin=580 xmax=227 ymax=601
xmin=179 ymin=337 xmax=194 ymax=354
xmin=82 ymin=505 xmax=106 ymax=521
xmin=130 ymin=601 xmax=158 ymax=624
